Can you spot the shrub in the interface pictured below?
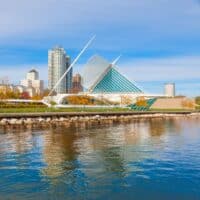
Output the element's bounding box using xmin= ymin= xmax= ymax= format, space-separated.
xmin=50 ymin=101 xmax=57 ymax=106
xmin=0 ymin=88 xmax=20 ymax=99
xmin=195 ymin=96 xmax=200 ymax=105
xmin=67 ymin=95 xmax=93 ymax=105
xmin=181 ymin=99 xmax=195 ymax=109
xmin=63 ymin=95 xmax=113 ymax=105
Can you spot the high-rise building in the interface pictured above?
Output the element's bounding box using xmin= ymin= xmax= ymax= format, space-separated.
xmin=20 ymin=69 xmax=44 ymax=97
xmin=70 ymin=73 xmax=83 ymax=94
xmin=48 ymin=46 xmax=72 ymax=94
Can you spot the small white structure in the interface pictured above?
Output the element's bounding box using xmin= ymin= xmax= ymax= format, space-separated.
xmin=20 ymin=69 xmax=44 ymax=97
xmin=165 ymin=83 xmax=175 ymax=97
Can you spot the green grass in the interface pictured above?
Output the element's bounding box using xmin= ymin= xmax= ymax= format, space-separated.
xmin=0 ymin=107 xmax=131 ymax=113
xmin=195 ymin=106 xmax=200 ymax=111
xmin=0 ymin=106 xmax=199 ymax=114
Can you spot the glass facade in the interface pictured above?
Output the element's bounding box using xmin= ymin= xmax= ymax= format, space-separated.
xmin=92 ymin=67 xmax=142 ymax=93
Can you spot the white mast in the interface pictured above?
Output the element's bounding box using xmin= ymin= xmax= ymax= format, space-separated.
xmin=111 ymin=54 xmax=122 ymax=66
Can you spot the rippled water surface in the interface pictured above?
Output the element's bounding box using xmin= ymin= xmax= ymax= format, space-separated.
xmin=0 ymin=118 xmax=200 ymax=200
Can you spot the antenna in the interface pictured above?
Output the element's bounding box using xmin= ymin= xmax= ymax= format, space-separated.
xmin=48 ymin=35 xmax=96 ymax=96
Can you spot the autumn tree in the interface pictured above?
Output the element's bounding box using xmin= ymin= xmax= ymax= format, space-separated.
xmin=0 ymin=87 xmax=20 ymax=99
xmin=31 ymin=94 xmax=43 ymax=100
xmin=181 ymin=99 xmax=195 ymax=109
xmin=136 ymin=97 xmax=148 ymax=107
xmin=20 ymin=91 xmax=30 ymax=99
xmin=66 ymin=95 xmax=92 ymax=105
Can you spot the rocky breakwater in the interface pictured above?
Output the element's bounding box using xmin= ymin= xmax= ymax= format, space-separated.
xmin=0 ymin=112 xmax=200 ymax=130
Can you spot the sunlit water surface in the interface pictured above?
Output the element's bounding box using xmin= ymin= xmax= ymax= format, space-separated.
xmin=0 ymin=118 xmax=200 ymax=200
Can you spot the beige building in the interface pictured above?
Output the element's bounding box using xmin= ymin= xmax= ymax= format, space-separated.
xmin=0 ymin=84 xmax=14 ymax=93
xmin=151 ymin=97 xmax=195 ymax=110
xmin=20 ymin=69 xmax=44 ymax=97
xmin=0 ymin=84 xmax=25 ymax=95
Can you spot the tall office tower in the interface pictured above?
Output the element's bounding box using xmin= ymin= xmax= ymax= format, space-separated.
xmin=48 ymin=46 xmax=72 ymax=94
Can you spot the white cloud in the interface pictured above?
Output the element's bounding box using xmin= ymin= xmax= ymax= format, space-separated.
xmin=0 ymin=0 xmax=200 ymax=50
xmin=119 ymin=56 xmax=200 ymax=81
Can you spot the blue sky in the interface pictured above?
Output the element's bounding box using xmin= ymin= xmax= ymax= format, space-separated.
xmin=0 ymin=0 xmax=200 ymax=96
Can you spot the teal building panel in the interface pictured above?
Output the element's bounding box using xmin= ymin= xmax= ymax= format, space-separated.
xmin=92 ymin=68 xmax=142 ymax=93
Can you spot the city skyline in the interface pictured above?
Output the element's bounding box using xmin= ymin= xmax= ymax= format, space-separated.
xmin=0 ymin=0 xmax=200 ymax=96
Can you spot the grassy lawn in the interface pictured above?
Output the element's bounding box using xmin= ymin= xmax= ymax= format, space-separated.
xmin=0 ymin=107 xmax=132 ymax=113
xmin=0 ymin=106 xmax=198 ymax=114
xmin=196 ymin=106 xmax=200 ymax=111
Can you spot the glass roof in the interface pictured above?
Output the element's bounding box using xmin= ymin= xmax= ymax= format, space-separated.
xmin=81 ymin=54 xmax=143 ymax=93
xmin=92 ymin=67 xmax=143 ymax=93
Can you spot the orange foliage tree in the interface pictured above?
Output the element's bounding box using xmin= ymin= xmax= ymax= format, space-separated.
xmin=31 ymin=94 xmax=42 ymax=100
xmin=0 ymin=88 xmax=20 ymax=99
xmin=66 ymin=95 xmax=93 ymax=105
xmin=181 ymin=99 xmax=195 ymax=109
xmin=136 ymin=97 xmax=148 ymax=107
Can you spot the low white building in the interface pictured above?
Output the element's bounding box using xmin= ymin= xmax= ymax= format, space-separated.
xmin=20 ymin=69 xmax=44 ymax=97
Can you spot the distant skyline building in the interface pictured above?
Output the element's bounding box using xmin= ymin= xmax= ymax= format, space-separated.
xmin=48 ymin=46 xmax=72 ymax=94
xmin=165 ymin=83 xmax=175 ymax=97
xmin=20 ymin=69 xmax=44 ymax=97
xmin=70 ymin=73 xmax=83 ymax=94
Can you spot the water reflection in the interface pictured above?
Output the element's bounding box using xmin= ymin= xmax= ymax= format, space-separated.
xmin=41 ymin=119 xmax=181 ymax=181
xmin=42 ymin=127 xmax=79 ymax=178
xmin=148 ymin=118 xmax=181 ymax=137
xmin=0 ymin=118 xmax=200 ymax=199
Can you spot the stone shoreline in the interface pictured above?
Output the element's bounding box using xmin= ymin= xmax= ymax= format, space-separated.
xmin=0 ymin=112 xmax=200 ymax=129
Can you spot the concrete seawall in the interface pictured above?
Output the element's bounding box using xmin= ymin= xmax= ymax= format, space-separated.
xmin=0 ymin=111 xmax=199 ymax=128
xmin=0 ymin=111 xmax=198 ymax=119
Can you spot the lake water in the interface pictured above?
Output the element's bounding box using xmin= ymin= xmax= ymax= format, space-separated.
xmin=0 ymin=118 xmax=200 ymax=200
